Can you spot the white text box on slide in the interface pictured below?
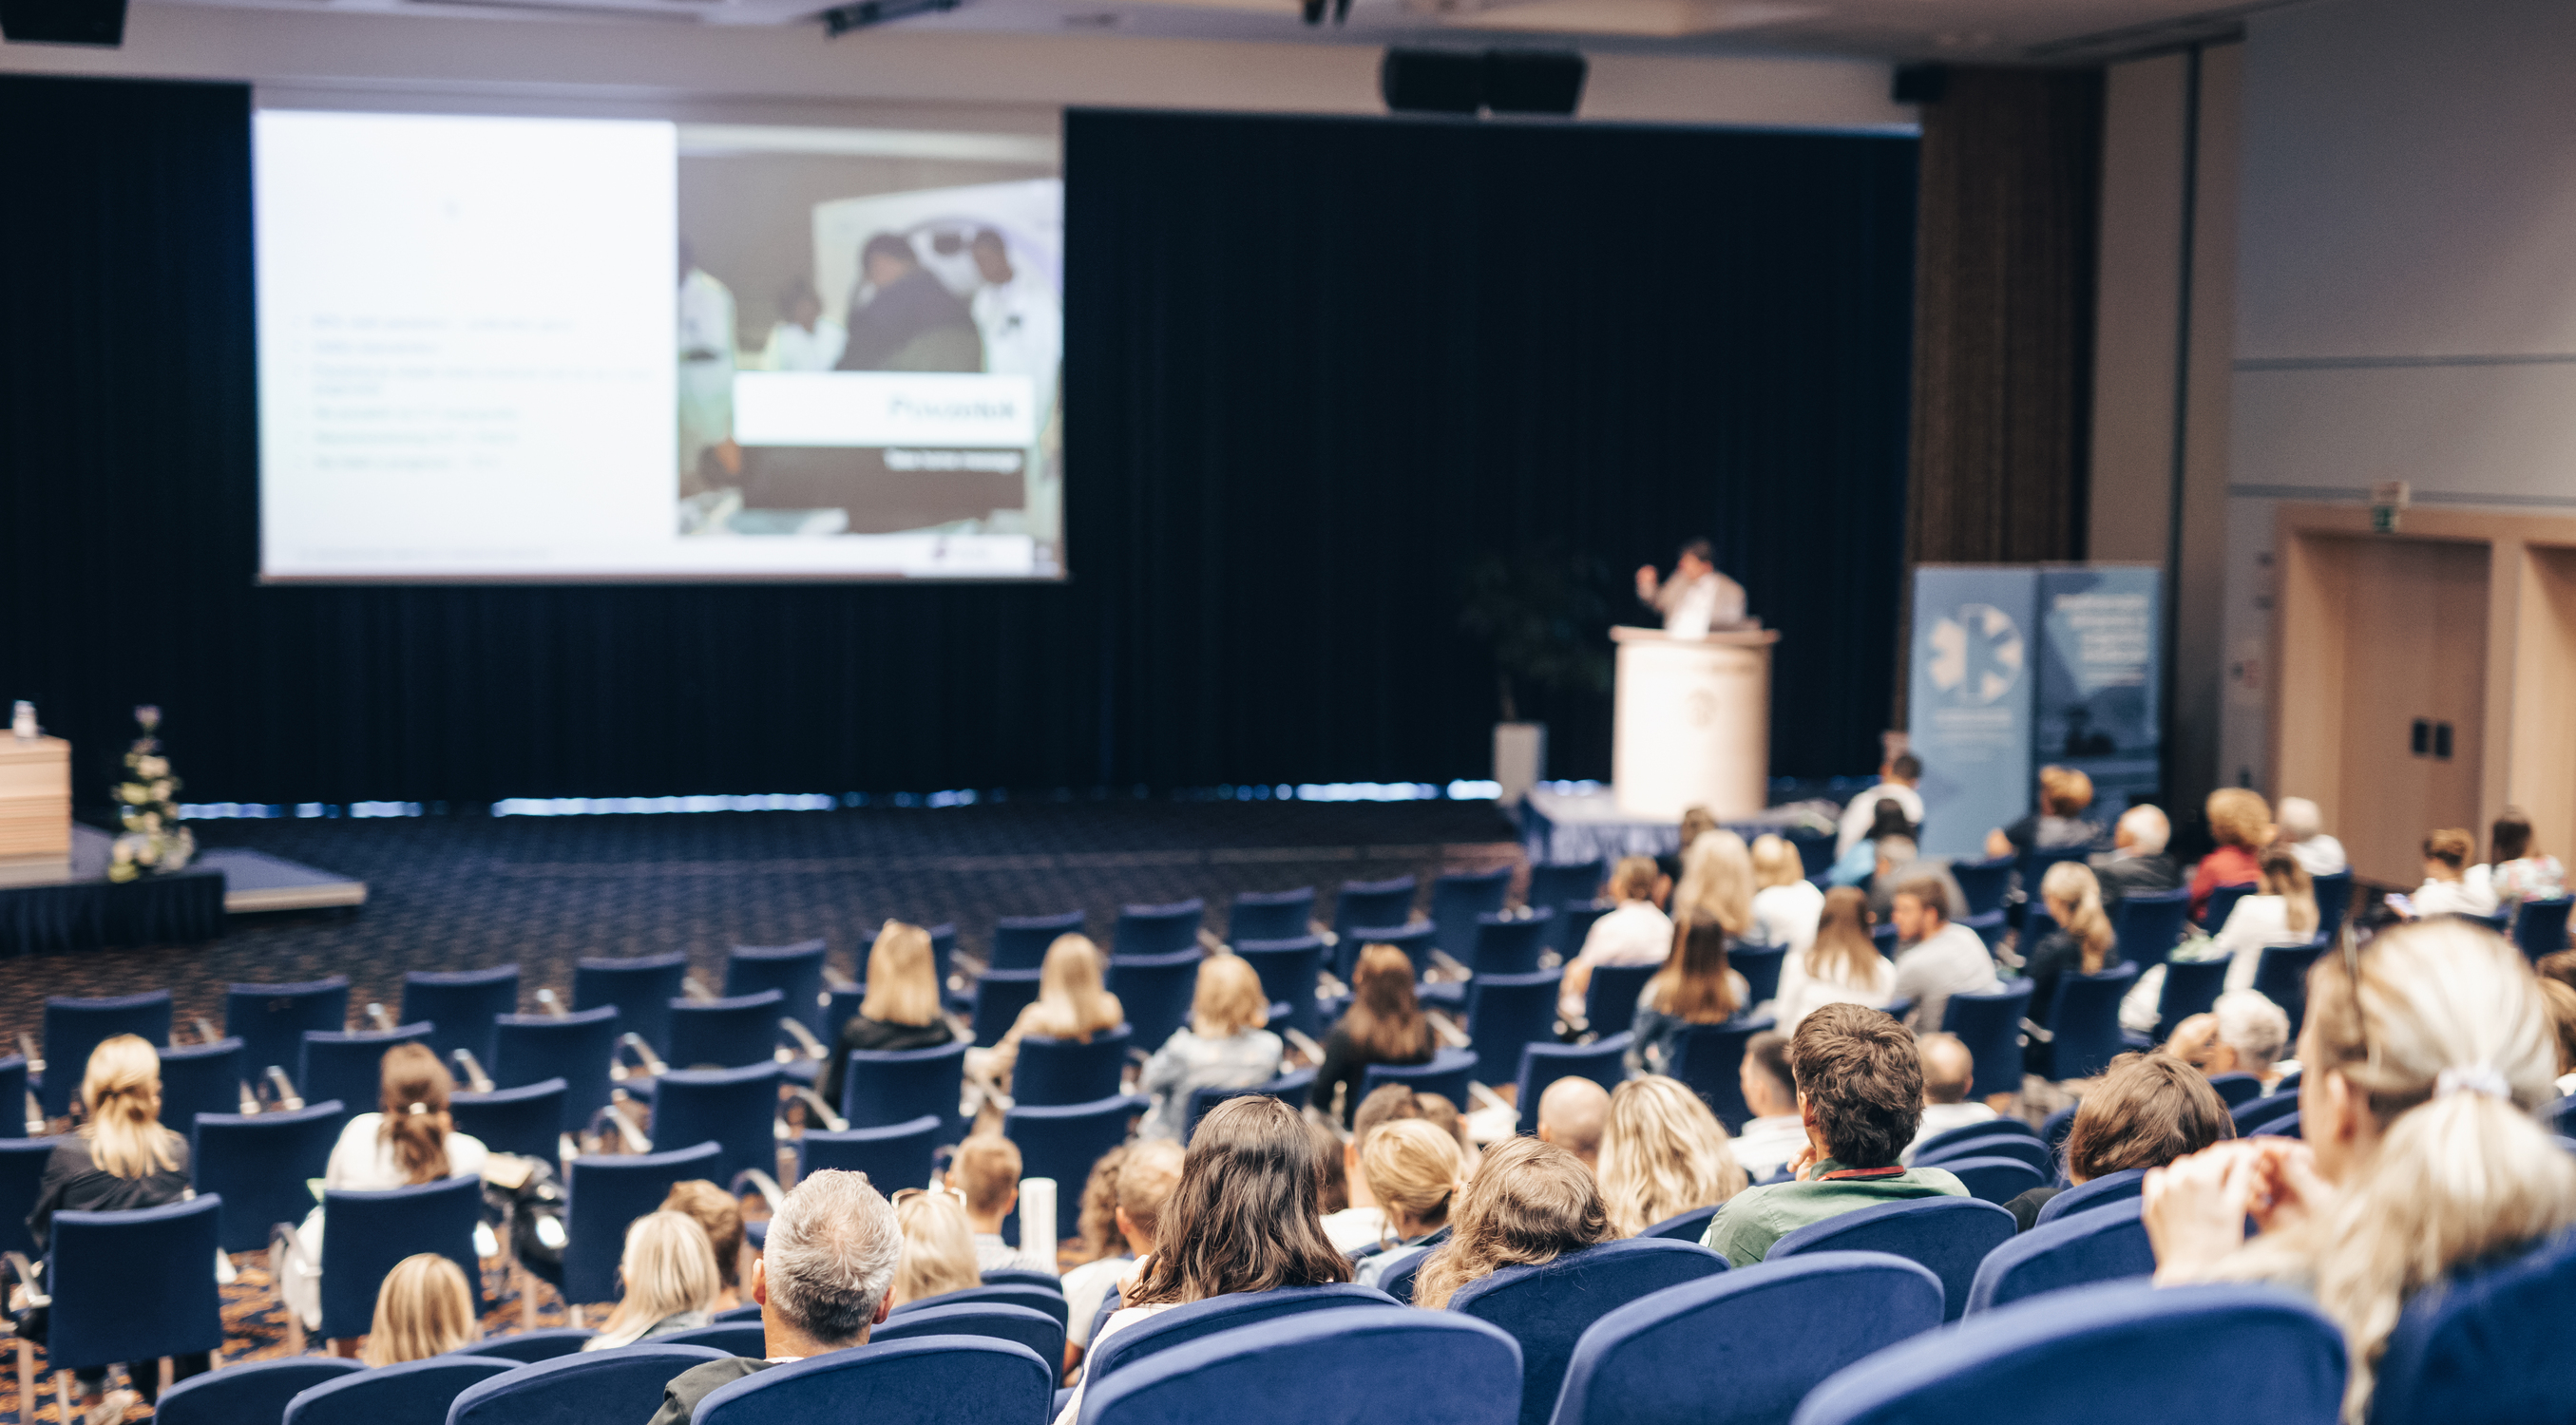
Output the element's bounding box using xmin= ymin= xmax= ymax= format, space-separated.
xmin=733 ymin=371 xmax=1037 ymax=448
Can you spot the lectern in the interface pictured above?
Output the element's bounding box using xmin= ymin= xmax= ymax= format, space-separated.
xmin=0 ymin=735 xmax=71 ymax=883
xmin=1611 ymin=626 xmax=1777 ymax=820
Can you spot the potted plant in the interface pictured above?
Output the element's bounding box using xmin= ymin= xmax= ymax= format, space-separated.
xmin=1458 ymin=547 xmax=1613 ymax=806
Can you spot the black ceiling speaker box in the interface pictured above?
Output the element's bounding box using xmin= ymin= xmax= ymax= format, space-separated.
xmin=1484 ymin=49 xmax=1585 ymax=116
xmin=1892 ymin=63 xmax=1947 ymax=104
xmin=0 ymin=0 xmax=126 ymax=46
xmin=1381 ymin=48 xmax=1487 ymax=115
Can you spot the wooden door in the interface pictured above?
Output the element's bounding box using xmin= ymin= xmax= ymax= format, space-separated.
xmin=2335 ymin=539 xmax=2489 ymax=885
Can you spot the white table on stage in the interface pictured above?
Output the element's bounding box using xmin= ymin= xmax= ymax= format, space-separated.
xmin=1611 ymin=625 xmax=1778 ymax=821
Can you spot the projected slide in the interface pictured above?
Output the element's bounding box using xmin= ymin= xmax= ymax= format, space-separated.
xmin=255 ymin=110 xmax=1063 ymax=581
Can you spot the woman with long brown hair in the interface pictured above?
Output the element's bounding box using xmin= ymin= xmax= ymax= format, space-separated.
xmin=1627 ymin=918 xmax=1749 ymax=1077
xmin=1411 ymin=1135 xmax=1613 ymax=1308
xmin=1309 ymin=941 xmax=1437 ymax=1128
xmin=1770 ymin=886 xmax=1896 ymax=1031
xmin=284 ymin=1041 xmax=490 ymax=1337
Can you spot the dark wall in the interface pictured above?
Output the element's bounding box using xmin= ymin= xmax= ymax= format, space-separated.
xmin=0 ymin=82 xmax=1917 ymax=805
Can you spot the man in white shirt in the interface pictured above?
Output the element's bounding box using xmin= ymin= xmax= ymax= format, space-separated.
xmin=1634 ymin=538 xmax=1747 ymax=639
xmin=1729 ymin=1032 xmax=1809 ymax=1181
xmin=2275 ymin=797 xmax=2348 ymax=879
xmin=1559 ymin=856 xmax=1673 ymax=1018
xmin=1888 ymin=872 xmax=2000 ymax=1036
xmin=1836 ymin=753 xmax=1926 ymax=859
xmin=1900 ymin=1033 xmax=1996 ymax=1162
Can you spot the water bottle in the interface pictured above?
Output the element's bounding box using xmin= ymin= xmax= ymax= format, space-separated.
xmin=10 ymin=702 xmax=33 ymax=740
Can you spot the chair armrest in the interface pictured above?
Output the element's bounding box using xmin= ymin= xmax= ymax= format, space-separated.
xmin=193 ymin=1016 xmax=222 ymax=1046
xmin=451 ymin=1048 xmax=495 ymax=1093
xmin=595 ymin=1098 xmax=653 ymax=1154
xmin=735 ymin=1169 xmax=787 ymax=1211
xmin=1427 ymin=1013 xmax=1470 ymax=1049
xmin=364 ymin=1001 xmax=397 ymax=1031
xmin=615 ymin=1033 xmax=669 ymax=1078
xmin=1465 ymin=1081 xmax=1511 ymax=1115
xmin=263 ymin=1065 xmax=305 ymax=1112
xmin=2 ymin=1252 xmax=45 ymax=1308
xmin=779 ymin=1018 xmax=829 ymax=1060
xmin=1428 ymin=951 xmax=1470 ymax=979
xmin=785 ymin=1087 xmax=846 ymax=1133
xmin=1283 ymin=1028 xmax=1326 ymax=1064
xmin=534 ymin=988 xmax=569 ymax=1017
xmin=950 ymin=952 xmax=990 ymax=981
xmin=680 ymin=977 xmax=717 ymax=1003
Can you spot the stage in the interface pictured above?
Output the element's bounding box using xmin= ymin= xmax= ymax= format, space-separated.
xmin=0 ymin=824 xmax=366 ymax=957
xmin=1518 ymin=784 xmax=1840 ymax=870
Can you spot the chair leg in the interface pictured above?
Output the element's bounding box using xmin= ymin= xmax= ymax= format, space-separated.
xmin=12 ymin=1338 xmax=29 ymax=1424
xmin=518 ymin=1266 xmax=537 ymax=1332
xmin=55 ymin=1368 xmax=72 ymax=1424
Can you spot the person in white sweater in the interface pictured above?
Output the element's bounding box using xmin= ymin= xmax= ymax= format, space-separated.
xmin=282 ymin=1043 xmax=490 ymax=1332
xmin=1559 ymin=856 xmax=1674 ymax=1018
xmin=2213 ymin=846 xmax=2323 ymax=993
xmin=2403 ymin=827 xmax=2497 ymax=921
xmin=1749 ymin=835 xmax=1824 ymax=953
xmin=1770 ymin=886 xmax=1897 ymax=1031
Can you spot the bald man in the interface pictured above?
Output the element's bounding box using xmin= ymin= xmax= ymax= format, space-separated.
xmin=1899 ymin=1033 xmax=1996 ymax=1163
xmin=1535 ymin=1076 xmax=1610 ymax=1169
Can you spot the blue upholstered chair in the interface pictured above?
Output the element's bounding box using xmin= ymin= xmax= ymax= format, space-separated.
xmin=666 ymin=990 xmax=788 ymax=1070
xmin=1964 ymin=1201 xmax=2154 ymax=1313
xmin=1331 ymin=876 xmax=1420 ymax=959
xmin=561 ymin=1140 xmax=722 ymax=1305
xmin=658 ymin=1320 xmax=770 ymax=1354
xmin=1769 ymin=1196 xmax=2017 ymax=1322
xmin=894 ymin=1283 xmax=1069 ymax=1329
xmin=1348 ymin=922 xmax=1440 ymax=983
xmin=1670 ymin=1016 xmax=1775 ymax=1132
xmin=1555 ymin=1250 xmax=1944 ymax=1425
xmin=1641 ymin=1205 xmax=1718 ymax=1242
xmin=995 ymin=910 xmax=1088 ymax=971
xmin=1930 ymin=1155 xmax=2048 ymax=1206
xmin=1359 ymin=1048 xmax=1478 ymax=1111
xmin=282 ymin=1355 xmax=519 ymax=1425
xmin=2109 ymin=889 xmax=2192 ymax=971
xmin=723 ymin=939 xmax=829 ymax=1038
xmin=191 ymin=1100 xmax=343 ymax=1252
xmin=971 ymin=969 xmax=1044 ymax=1048
xmin=1470 ymin=912 xmax=1554 ymax=977
xmin=2231 ymin=1091 xmax=2299 ymax=1136
xmin=1525 ymin=859 xmax=1607 ymax=922
xmin=696 ymin=1337 xmax=1051 ymax=1425
xmin=1081 ymin=1283 xmax=1396 ymax=1386
xmin=2039 ymin=1102 xmax=2079 ymax=1169
xmin=0 ymin=1136 xmax=56 ymax=1259
xmin=2311 ymin=871 xmax=2355 ymax=940
xmin=925 ymin=923 xmax=960 ymax=998
xmin=1232 ymin=936 xmax=1326 ymax=1040
xmin=573 ymin=952 xmax=690 ymax=1057
xmin=979 ymin=1266 xmax=1064 ymax=1293
xmin=1958 ymin=910 xmax=2008 ymax=957
xmin=448 ymin=1078 xmax=565 ymax=1162
xmin=1430 ymin=868 xmax=1513 ymax=964
xmin=2032 ymin=1167 xmax=2147 ymax=1226
xmin=318 ymin=1173 xmax=484 ymax=1342
xmin=401 ymin=964 xmax=520 ymax=1072
xmin=1184 ymin=1068 xmax=1315 ymax=1145
xmin=1088 ymin=1307 xmax=1518 ymax=1425
xmin=30 ymin=1197 xmax=224 ymax=1419
xmin=801 ymin=1113 xmax=941 ymax=1194
xmin=1016 ymin=1027 xmax=1135 ymax=1108
xmin=156 ymin=1036 xmax=244 ymax=1136
xmin=492 ymin=1005 xmax=618 ymax=1135
xmin=2154 ymin=958 xmax=2231 ymax=1041
xmin=302 ymin=1023 xmax=431 ymax=1127
xmin=2257 ymin=938 xmax=2334 ymax=1037
xmin=224 ymin=976 xmax=349 ymax=1092
xmin=875 ymin=1300 xmax=1065 ymax=1362
xmin=842 ymin=1039 xmax=968 ymax=1142
xmin=2034 ymin=963 xmax=2143 ymax=1080
xmin=716 ymin=1302 xmax=763 ymax=1321
xmin=155 ymin=1356 xmax=361 ymax=1425
xmin=1115 ymin=900 xmax=1205 ymax=958
xmin=1732 ymin=944 xmax=1791 ymax=1007
xmin=1108 ymin=951 xmax=1202 ymax=1053
xmin=1554 ymin=902 xmax=1614 ymax=966
xmin=1790 ymin=1282 xmax=2346 ymax=1425
xmin=1448 ymin=1237 xmax=1728 ymax=1425
xmin=466 ymin=1326 xmax=599 ymax=1360
xmin=1465 ymin=971 xmax=1560 ymax=1096
xmin=1381 ymin=1248 xmax=1435 ymax=1304
xmin=444 ymin=1344 xmax=730 ymax=1425
xmin=1227 ymin=888 xmax=1314 ymax=945
xmin=1937 ymin=982 xmax=2032 ymax=1101
xmin=2204 ymin=1071 xmax=2264 ymax=1108
xmin=2372 ymin=1230 xmax=2576 ymax=1425
xmin=1951 ymin=856 xmax=2013 ymax=918
xmin=1584 ymin=962 xmax=1657 ymax=1037
xmin=1914 ymin=1134 xmax=2051 ymax=1177
xmin=1911 ymin=1117 xmax=2036 ymax=1163
xmin=1515 ymin=1036 xmax=1630 ymax=1136
xmin=2252 ymin=1112 xmax=2302 ymax=1139
xmin=2200 ymin=882 xmax=2257 ymax=933
xmin=651 ymin=1062 xmax=782 ymax=1187
xmin=1003 ymin=1094 xmax=1147 ymax=1240
xmin=0 ymin=1056 xmax=25 ymax=1134
xmin=40 ymin=992 xmax=173 ymax=1117
xmin=2509 ymin=896 xmax=2572 ymax=963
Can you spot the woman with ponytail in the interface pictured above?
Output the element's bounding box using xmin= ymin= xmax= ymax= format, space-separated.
xmin=2144 ymin=920 xmax=2576 ymax=1420
xmin=2023 ymin=861 xmax=2119 ymax=1044
xmin=27 ymin=1035 xmax=203 ymax=1422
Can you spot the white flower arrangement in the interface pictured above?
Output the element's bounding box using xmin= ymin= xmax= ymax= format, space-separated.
xmin=107 ymin=705 xmax=194 ymax=884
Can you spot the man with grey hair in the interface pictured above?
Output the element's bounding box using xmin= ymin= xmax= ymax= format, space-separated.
xmin=2274 ymin=797 xmax=2347 ymax=879
xmin=2092 ymin=803 xmax=2181 ymax=908
xmin=646 ymin=1169 xmax=902 ymax=1425
xmin=2212 ymin=989 xmax=2295 ymax=1091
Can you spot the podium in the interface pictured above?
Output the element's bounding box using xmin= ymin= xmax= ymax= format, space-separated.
xmin=1611 ymin=626 xmax=1778 ymax=820
xmin=0 ymin=735 xmax=71 ymax=883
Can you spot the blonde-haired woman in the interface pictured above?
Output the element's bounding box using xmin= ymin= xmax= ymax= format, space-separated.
xmin=1770 ymin=886 xmax=1896 ymax=1032
xmin=887 ymin=1187 xmax=983 ymax=1307
xmin=285 ymin=1041 xmax=490 ymax=1334
xmin=29 ymin=1036 xmax=202 ymax=1420
xmin=2024 ymin=861 xmax=2119 ymax=1041
xmin=584 ymin=1210 xmax=722 ymax=1349
xmin=1671 ymin=830 xmax=1758 ymax=940
xmin=1352 ymin=1119 xmax=1460 ymax=1291
xmin=1137 ymin=953 xmax=1283 ymax=1141
xmin=363 ymin=1253 xmax=480 ymax=1365
xmin=1411 ymin=1136 xmax=1612 ymax=1308
xmin=822 ymin=921 xmax=956 ymax=1111
xmin=991 ymin=934 xmax=1126 ymax=1088
xmin=2145 ymin=920 xmax=2576 ymax=1421
xmin=1594 ymin=1075 xmax=1748 ymax=1237
xmin=1747 ymin=834 xmax=1823 ymax=954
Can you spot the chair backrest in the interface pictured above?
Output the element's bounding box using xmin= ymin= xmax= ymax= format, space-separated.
xmin=1232 ymin=936 xmax=1326 ymax=1041
xmin=695 ymin=1336 xmax=1052 ymax=1425
xmin=1471 ymin=912 xmax=1554 ymax=977
xmin=894 ymin=1282 xmax=1071 ymax=1328
xmin=1515 ymin=1036 xmax=1631 ymax=1136
xmin=155 ymin=1356 xmax=362 ymax=1425
xmin=1793 ymin=1282 xmax=2346 ymax=1425
xmin=1937 ymin=982 xmax=2034 ymax=1101
xmin=225 ymin=976 xmax=349 ymax=1089
xmin=190 ymin=1100 xmax=345 ymax=1251
xmin=42 ymin=991 xmax=174 ymax=1117
xmin=1554 ymin=1249 xmax=1944 ymax=1425
xmin=2252 ymin=1111 xmax=2302 ymax=1139
xmin=1431 ymin=867 xmax=1515 ymax=962
xmin=1911 ymin=1117 xmax=2036 ymax=1163
xmin=2039 ymin=1102 xmax=2079 ymax=1166
xmin=2201 ymin=881 xmax=2257 ymax=932
xmin=970 ymin=968 xmax=1044 ymax=1048
xmin=871 ymin=1300 xmax=1064 ymax=1364
xmin=1526 ymin=859 xmax=1608 ymax=919
xmin=157 ymin=1036 xmax=244 ymax=1135
xmin=1964 ymin=1202 xmax=2155 ymax=1313
xmin=1950 ymin=856 xmax=2014 ymax=918
xmin=1641 ymin=1205 xmax=1719 ymax=1242
xmin=0 ymin=1055 xmax=23 ymax=1133
xmin=492 ymin=1004 xmax=619 ymax=1133
xmin=2510 ymin=896 xmax=2573 ymax=963
xmin=1107 ymin=950 xmax=1204 ymax=1054
xmin=1449 ymin=1237 xmax=1730 ymax=1425
xmin=283 ymin=1355 xmax=522 ymax=1425
xmin=1466 ymin=971 xmax=1559 ymax=1098
xmin=657 ymin=1320 xmax=770 ymax=1353
xmin=2154 ymin=957 xmax=2231 ymax=1039
xmin=1227 ymin=888 xmax=1314 ymax=946
xmin=1381 ymin=1248 xmax=1433 ymax=1304
xmin=2373 ymin=1229 xmax=2576 ymax=1425
xmin=1085 ymin=1282 xmax=1400 ymax=1384
xmin=723 ymin=939 xmax=829 ymax=1037
xmin=2311 ymin=870 xmax=2355 ymax=940
xmin=448 ymin=1077 xmax=566 ymax=1162
xmin=1768 ymin=1195 xmax=2018 ymax=1322
xmin=1584 ymin=961 xmax=1658 ymax=1036
xmin=2231 ymin=1091 xmax=2300 ymax=1136
xmin=0 ymin=1136 xmax=56 ymax=1259
xmin=1733 ymin=944 xmax=1793 ymax=1007
xmin=573 ymin=951 xmax=691 ymax=1057
xmin=1184 ymin=1068 xmax=1316 ymax=1146
xmin=924 ymin=923 xmax=959 ymax=995
xmin=1934 ymin=1155 xmax=2049 ymax=1206
xmin=1002 ymin=1094 xmax=1148 ymax=1240
xmin=979 ymin=1266 xmax=1065 ymax=1292
xmin=666 ymin=989 xmax=787 ymax=1070
xmin=1115 ymin=899 xmax=1205 ymax=958
xmin=1347 ymin=922 xmax=1439 ymax=982
xmin=319 ymin=1172 xmax=485 ymax=1340
xmin=2031 ymin=1167 xmax=2147 ymax=1227
xmin=1014 ymin=1026 xmax=1135 ymax=1108
xmin=2040 ymin=963 xmax=2142 ymax=1081
xmin=1554 ymin=902 xmax=1614 ymax=962
xmin=1358 ymin=1048 xmax=1478 ymax=1111
xmin=2016 ymin=846 xmax=2096 ymax=897
xmin=2204 ymin=1072 xmax=2264 ymax=1108
xmin=444 ymin=1343 xmax=731 ymax=1425
xmin=800 ymin=1113 xmax=942 ymax=1195
xmin=466 ymin=1326 xmax=599 ymax=1360
xmin=1079 ymin=1305 xmax=1521 ymax=1425
xmin=563 ymin=1139 xmax=723 ymax=1304
xmin=302 ymin=1022 xmax=432 ymax=1127
xmin=653 ymin=1062 xmax=784 ymax=1187
xmin=1331 ymin=876 xmax=1420 ymax=957
xmin=401 ymin=964 xmax=521 ymax=1071
xmin=2109 ymin=889 xmax=2192 ymax=972
xmin=993 ymin=910 xmax=1088 ymax=971
xmin=842 ymin=1039 xmax=969 ymax=1141
xmin=45 ymin=1195 xmax=225 ymax=1372
xmin=1915 ymin=1134 xmax=2051 ymax=1177
xmin=1957 ymin=910 xmax=2008 ymax=957
xmin=1670 ymin=1016 xmax=1776 ymax=1132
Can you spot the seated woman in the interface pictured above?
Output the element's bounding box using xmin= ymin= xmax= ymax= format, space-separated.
xmin=2403 ymin=826 xmax=2499 ymax=920
xmin=2487 ymin=807 xmax=2565 ymax=916
xmin=1770 ymin=887 xmax=1897 ymax=1032
xmin=1595 ymin=1074 xmax=1747 ymax=1237
xmin=2214 ymin=846 xmax=2320 ymax=989
xmin=2144 ymin=921 xmax=2576 ymax=1419
xmin=1748 ymin=834 xmax=1823 ymax=953
xmin=2188 ymin=788 xmax=2272 ymax=923
xmin=2003 ymin=1051 xmax=2232 ymax=1230
xmin=1558 ymin=856 xmax=1674 ymax=1022
xmin=285 ymin=1042 xmax=491 ymax=1336
xmin=1628 ymin=917 xmax=1749 ymax=1078
xmin=660 ymin=1180 xmax=746 ymax=1313
xmin=363 ymin=1253 xmax=481 ymax=1365
xmin=1829 ymin=800 xmax=1914 ymax=888
xmin=1137 ymin=953 xmax=1283 ymax=1141
xmin=990 ymin=934 xmax=1126 ymax=1089
xmin=1672 ymin=830 xmax=1760 ymax=945
xmin=1983 ymin=765 xmax=2100 ymax=860
xmin=584 ymin=1210 xmax=724 ymax=1349
xmin=821 ymin=921 xmax=955 ymax=1111
xmin=1309 ymin=944 xmax=1437 ymax=1129
xmin=1350 ymin=1120 xmax=1461 ymax=1290
xmin=1411 ymin=1136 xmax=1613 ymax=1308
xmin=28 ymin=1036 xmax=203 ymax=1422
xmin=885 ymin=1187 xmax=983 ymax=1309
xmin=2024 ymin=861 xmax=2119 ymax=1034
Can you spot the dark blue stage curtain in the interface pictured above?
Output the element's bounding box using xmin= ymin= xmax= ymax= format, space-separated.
xmin=0 ymin=84 xmax=1914 ymax=804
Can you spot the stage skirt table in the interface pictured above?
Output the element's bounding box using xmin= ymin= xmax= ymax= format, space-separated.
xmin=0 ymin=867 xmax=226 ymax=955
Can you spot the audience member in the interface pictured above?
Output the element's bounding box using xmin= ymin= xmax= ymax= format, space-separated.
xmin=1701 ymin=1005 xmax=1967 ymax=1266
xmin=1412 ymin=1136 xmax=1612 ymax=1308
xmin=587 ymin=1211 xmax=723 ymax=1348
xmin=1559 ymin=855 xmax=1674 ymax=1019
xmin=2487 ymin=806 xmax=2565 ymax=914
xmin=1749 ymin=834 xmax=1823 ymax=952
xmin=2212 ymin=990 xmax=2295 ymax=1090
xmin=1311 ymin=1121 xmax=1350 ymax=1215
xmin=1534 ymin=1076 xmax=1610 ymax=1169
xmin=2403 ymin=827 xmax=2497 ymax=919
xmin=1310 ymin=943 xmax=1438 ymax=1128
xmin=1729 ymin=1031 xmax=1811 ymax=1181
xmin=2025 ymin=861 xmax=2119 ymax=1037
xmin=1414 ymin=1091 xmax=1476 ymax=1166
xmin=1984 ymin=765 xmax=2100 ymax=860
xmin=2002 ymin=1052 xmax=2231 ymax=1230
xmin=1319 ymin=1084 xmax=1428 ymax=1250
xmin=945 ymin=1133 xmax=1052 ymax=1274
xmin=886 ymin=1187 xmax=982 ymax=1309
xmin=2162 ymin=1013 xmax=2223 ymax=1075
xmin=1830 ymin=801 xmax=1914 ymax=890
xmin=2210 ymin=846 xmax=2320 ymax=988
xmin=2273 ymin=797 xmax=2346 ymax=879
xmin=1771 ymin=887 xmax=1898 ymax=1031
xmin=1671 ymin=830 xmax=1760 ymax=941
xmin=1059 ymin=1139 xmax=1182 ymax=1373
xmin=2144 ymin=921 xmax=2576 ymax=1420
xmin=1835 ymin=752 xmax=1925 ymax=860
xmin=1860 ymin=833 xmax=1919 ymax=918
xmin=2092 ymin=803 xmax=2181 ymax=907
xmin=362 ymin=1253 xmax=478 ymax=1366
xmin=2188 ymin=788 xmax=2272 ymax=922
xmin=286 ymin=1042 xmax=490 ymax=1333
xmin=1901 ymin=1034 xmax=1996 ymax=1162
xmin=1071 ymin=1143 xmax=1137 ymax=1265
xmin=27 ymin=1036 xmax=203 ymax=1419
xmin=1659 ymin=806 xmax=1719 ymax=887
xmin=1137 ymin=953 xmax=1282 ymax=1141
xmin=646 ymin=1169 xmax=902 ymax=1425
xmin=1595 ymin=1074 xmax=1746 ymax=1237
xmin=1888 ymin=871 xmax=1999 ymax=1036
xmin=660 ymin=1180 xmax=746 ymax=1311
xmin=991 ymin=934 xmax=1126 ymax=1088
xmin=821 ymin=921 xmax=953 ymax=1111
xmin=2538 ymin=949 xmax=2576 ymax=994
xmin=2538 ymin=979 xmax=2576 ymax=1096
xmin=1351 ymin=1120 xmax=1461 ymax=1290
xmin=1628 ymin=916 xmax=1749 ymax=1077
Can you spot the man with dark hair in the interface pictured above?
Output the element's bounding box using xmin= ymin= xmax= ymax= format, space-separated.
xmin=1729 ymin=1031 xmax=1808 ymax=1180
xmin=1835 ymin=750 xmax=1928 ymax=859
xmin=1888 ymin=870 xmax=1998 ymax=1034
xmin=1633 ymin=536 xmax=1746 ymax=637
xmin=1701 ymin=1004 xmax=1969 ymax=1266
xmin=836 ymin=232 xmax=983 ymax=371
